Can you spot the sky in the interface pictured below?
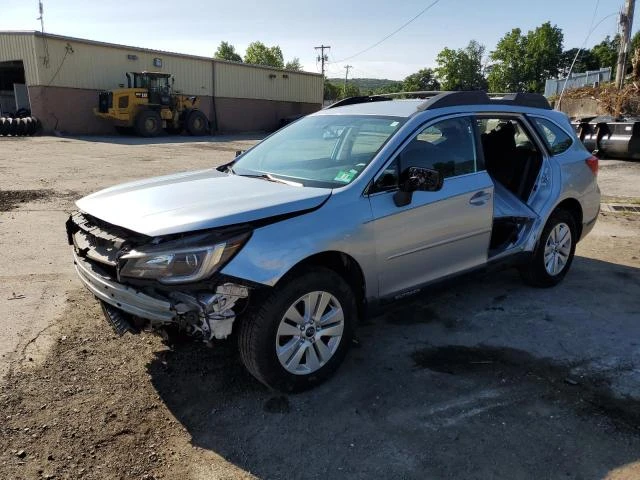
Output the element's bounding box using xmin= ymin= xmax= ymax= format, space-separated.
xmin=1 ymin=0 xmax=638 ymax=80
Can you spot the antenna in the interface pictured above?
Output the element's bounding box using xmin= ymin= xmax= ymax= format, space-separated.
xmin=37 ymin=0 xmax=50 ymax=67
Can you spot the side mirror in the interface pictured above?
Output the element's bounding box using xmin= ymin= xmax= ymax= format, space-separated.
xmin=393 ymin=166 xmax=443 ymax=207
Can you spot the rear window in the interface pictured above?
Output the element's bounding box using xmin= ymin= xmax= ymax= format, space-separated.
xmin=531 ymin=117 xmax=573 ymax=155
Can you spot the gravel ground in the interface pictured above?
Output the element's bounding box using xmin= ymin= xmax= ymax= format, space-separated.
xmin=1 ymin=136 xmax=639 ymax=479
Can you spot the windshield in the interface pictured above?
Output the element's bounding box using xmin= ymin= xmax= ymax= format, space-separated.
xmin=232 ymin=115 xmax=405 ymax=188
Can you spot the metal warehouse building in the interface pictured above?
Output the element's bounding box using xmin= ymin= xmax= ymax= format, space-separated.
xmin=0 ymin=31 xmax=323 ymax=134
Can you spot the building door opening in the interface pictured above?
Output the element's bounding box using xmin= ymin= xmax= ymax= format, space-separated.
xmin=0 ymin=60 xmax=29 ymax=116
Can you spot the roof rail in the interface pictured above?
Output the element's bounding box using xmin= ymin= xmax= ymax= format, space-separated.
xmin=325 ymin=96 xmax=392 ymax=109
xmin=372 ymin=90 xmax=442 ymax=98
xmin=417 ymin=91 xmax=490 ymax=111
xmin=486 ymin=92 xmax=551 ymax=110
xmin=327 ymin=90 xmax=552 ymax=111
xmin=325 ymin=91 xmax=442 ymax=109
xmin=417 ymin=91 xmax=552 ymax=111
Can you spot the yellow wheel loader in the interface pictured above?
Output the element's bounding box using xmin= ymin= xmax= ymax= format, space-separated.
xmin=94 ymin=72 xmax=209 ymax=137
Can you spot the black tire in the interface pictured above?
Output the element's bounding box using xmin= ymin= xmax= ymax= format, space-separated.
xmin=238 ymin=267 xmax=356 ymax=392
xmin=15 ymin=118 xmax=26 ymax=136
xmin=519 ymin=209 xmax=577 ymax=288
xmin=24 ymin=117 xmax=34 ymax=135
xmin=8 ymin=118 xmax=18 ymax=136
xmin=22 ymin=117 xmax=33 ymax=136
xmin=31 ymin=117 xmax=42 ymax=136
xmin=135 ymin=109 xmax=162 ymax=137
xmin=185 ymin=110 xmax=208 ymax=136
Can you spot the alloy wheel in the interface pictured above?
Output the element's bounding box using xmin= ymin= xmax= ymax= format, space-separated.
xmin=275 ymin=291 xmax=344 ymax=375
xmin=544 ymin=222 xmax=572 ymax=276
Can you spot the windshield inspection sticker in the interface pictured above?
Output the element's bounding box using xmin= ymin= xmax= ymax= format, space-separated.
xmin=334 ymin=169 xmax=357 ymax=183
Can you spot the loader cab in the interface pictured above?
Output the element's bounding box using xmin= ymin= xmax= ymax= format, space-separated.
xmin=129 ymin=72 xmax=172 ymax=106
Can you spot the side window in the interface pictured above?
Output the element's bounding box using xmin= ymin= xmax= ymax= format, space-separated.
xmin=477 ymin=117 xmax=543 ymax=199
xmin=399 ymin=116 xmax=478 ymax=179
xmin=373 ymin=158 xmax=400 ymax=192
xmin=531 ymin=117 xmax=573 ymax=155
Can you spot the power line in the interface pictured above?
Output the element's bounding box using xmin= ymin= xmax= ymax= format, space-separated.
xmin=331 ymin=0 xmax=442 ymax=63
xmin=557 ymin=10 xmax=619 ymax=108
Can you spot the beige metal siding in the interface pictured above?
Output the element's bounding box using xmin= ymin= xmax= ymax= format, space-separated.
xmin=33 ymin=36 xmax=212 ymax=95
xmin=215 ymin=61 xmax=323 ymax=104
xmin=0 ymin=33 xmax=39 ymax=85
xmin=1 ymin=32 xmax=322 ymax=104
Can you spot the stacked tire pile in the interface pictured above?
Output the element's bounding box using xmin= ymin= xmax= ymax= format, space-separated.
xmin=0 ymin=116 xmax=41 ymax=136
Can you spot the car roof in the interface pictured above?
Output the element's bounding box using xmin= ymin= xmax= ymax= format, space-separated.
xmin=315 ymin=99 xmax=425 ymax=118
xmin=315 ymin=91 xmax=554 ymax=119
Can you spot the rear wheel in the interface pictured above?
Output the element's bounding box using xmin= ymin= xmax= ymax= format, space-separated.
xmin=135 ymin=110 xmax=162 ymax=137
xmin=185 ymin=110 xmax=208 ymax=136
xmin=238 ymin=267 xmax=355 ymax=392
xmin=520 ymin=209 xmax=577 ymax=287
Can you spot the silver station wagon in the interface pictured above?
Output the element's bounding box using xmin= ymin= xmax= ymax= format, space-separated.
xmin=67 ymin=91 xmax=600 ymax=391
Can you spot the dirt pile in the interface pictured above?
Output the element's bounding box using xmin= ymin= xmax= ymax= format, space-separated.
xmin=0 ymin=291 xmax=250 ymax=480
xmin=558 ymin=82 xmax=640 ymax=117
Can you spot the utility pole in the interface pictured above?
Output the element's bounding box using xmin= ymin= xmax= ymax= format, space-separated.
xmin=616 ymin=0 xmax=635 ymax=89
xmin=344 ymin=65 xmax=352 ymax=96
xmin=314 ymin=45 xmax=330 ymax=77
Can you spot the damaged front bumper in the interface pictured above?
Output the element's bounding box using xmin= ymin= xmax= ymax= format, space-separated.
xmin=72 ymin=246 xmax=249 ymax=341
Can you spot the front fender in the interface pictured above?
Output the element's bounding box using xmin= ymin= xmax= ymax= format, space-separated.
xmin=221 ymin=194 xmax=377 ymax=296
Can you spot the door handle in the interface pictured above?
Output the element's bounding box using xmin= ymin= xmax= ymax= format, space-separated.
xmin=469 ymin=191 xmax=491 ymax=206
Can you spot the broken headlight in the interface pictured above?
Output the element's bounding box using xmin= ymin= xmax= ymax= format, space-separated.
xmin=119 ymin=232 xmax=250 ymax=284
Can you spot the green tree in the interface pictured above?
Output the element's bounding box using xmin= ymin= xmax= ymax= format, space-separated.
xmin=435 ymin=40 xmax=487 ymax=90
xmin=285 ymin=57 xmax=303 ymax=71
xmin=324 ymin=80 xmax=340 ymax=101
xmin=374 ymin=82 xmax=404 ymax=94
xmin=488 ymin=28 xmax=527 ymax=92
xmin=244 ymin=41 xmax=284 ymax=68
xmin=525 ymin=22 xmax=564 ymax=92
xmin=591 ymin=35 xmax=619 ymax=75
xmin=631 ymin=31 xmax=640 ymax=59
xmin=214 ymin=41 xmax=242 ymax=62
xmin=341 ymin=82 xmax=360 ymax=99
xmin=402 ymin=68 xmax=440 ymax=91
xmin=488 ymin=22 xmax=563 ymax=93
xmin=558 ymin=48 xmax=599 ymax=76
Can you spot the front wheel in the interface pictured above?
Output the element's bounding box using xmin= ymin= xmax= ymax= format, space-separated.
xmin=238 ymin=267 xmax=356 ymax=392
xmin=185 ymin=110 xmax=208 ymax=136
xmin=520 ymin=209 xmax=577 ymax=287
xmin=135 ymin=110 xmax=162 ymax=137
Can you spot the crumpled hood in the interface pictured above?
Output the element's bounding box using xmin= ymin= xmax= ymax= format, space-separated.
xmin=76 ymin=169 xmax=331 ymax=236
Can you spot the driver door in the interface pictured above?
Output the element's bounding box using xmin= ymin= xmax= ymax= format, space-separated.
xmin=368 ymin=115 xmax=494 ymax=298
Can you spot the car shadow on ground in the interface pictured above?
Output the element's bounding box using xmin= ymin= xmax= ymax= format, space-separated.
xmin=148 ymin=257 xmax=640 ymax=479
xmin=62 ymin=132 xmax=266 ymax=146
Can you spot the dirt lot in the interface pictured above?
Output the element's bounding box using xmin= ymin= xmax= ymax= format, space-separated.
xmin=1 ymin=135 xmax=639 ymax=479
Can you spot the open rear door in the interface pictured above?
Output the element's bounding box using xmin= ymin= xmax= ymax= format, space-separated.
xmin=489 ymin=180 xmax=539 ymax=259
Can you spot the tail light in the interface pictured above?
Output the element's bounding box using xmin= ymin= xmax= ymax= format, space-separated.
xmin=586 ymin=155 xmax=598 ymax=176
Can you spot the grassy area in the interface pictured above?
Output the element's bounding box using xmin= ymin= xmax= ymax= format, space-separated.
xmin=601 ymin=195 xmax=640 ymax=204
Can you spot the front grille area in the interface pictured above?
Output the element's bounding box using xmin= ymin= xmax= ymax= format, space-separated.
xmin=66 ymin=211 xmax=144 ymax=279
xmin=98 ymin=91 xmax=112 ymax=113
